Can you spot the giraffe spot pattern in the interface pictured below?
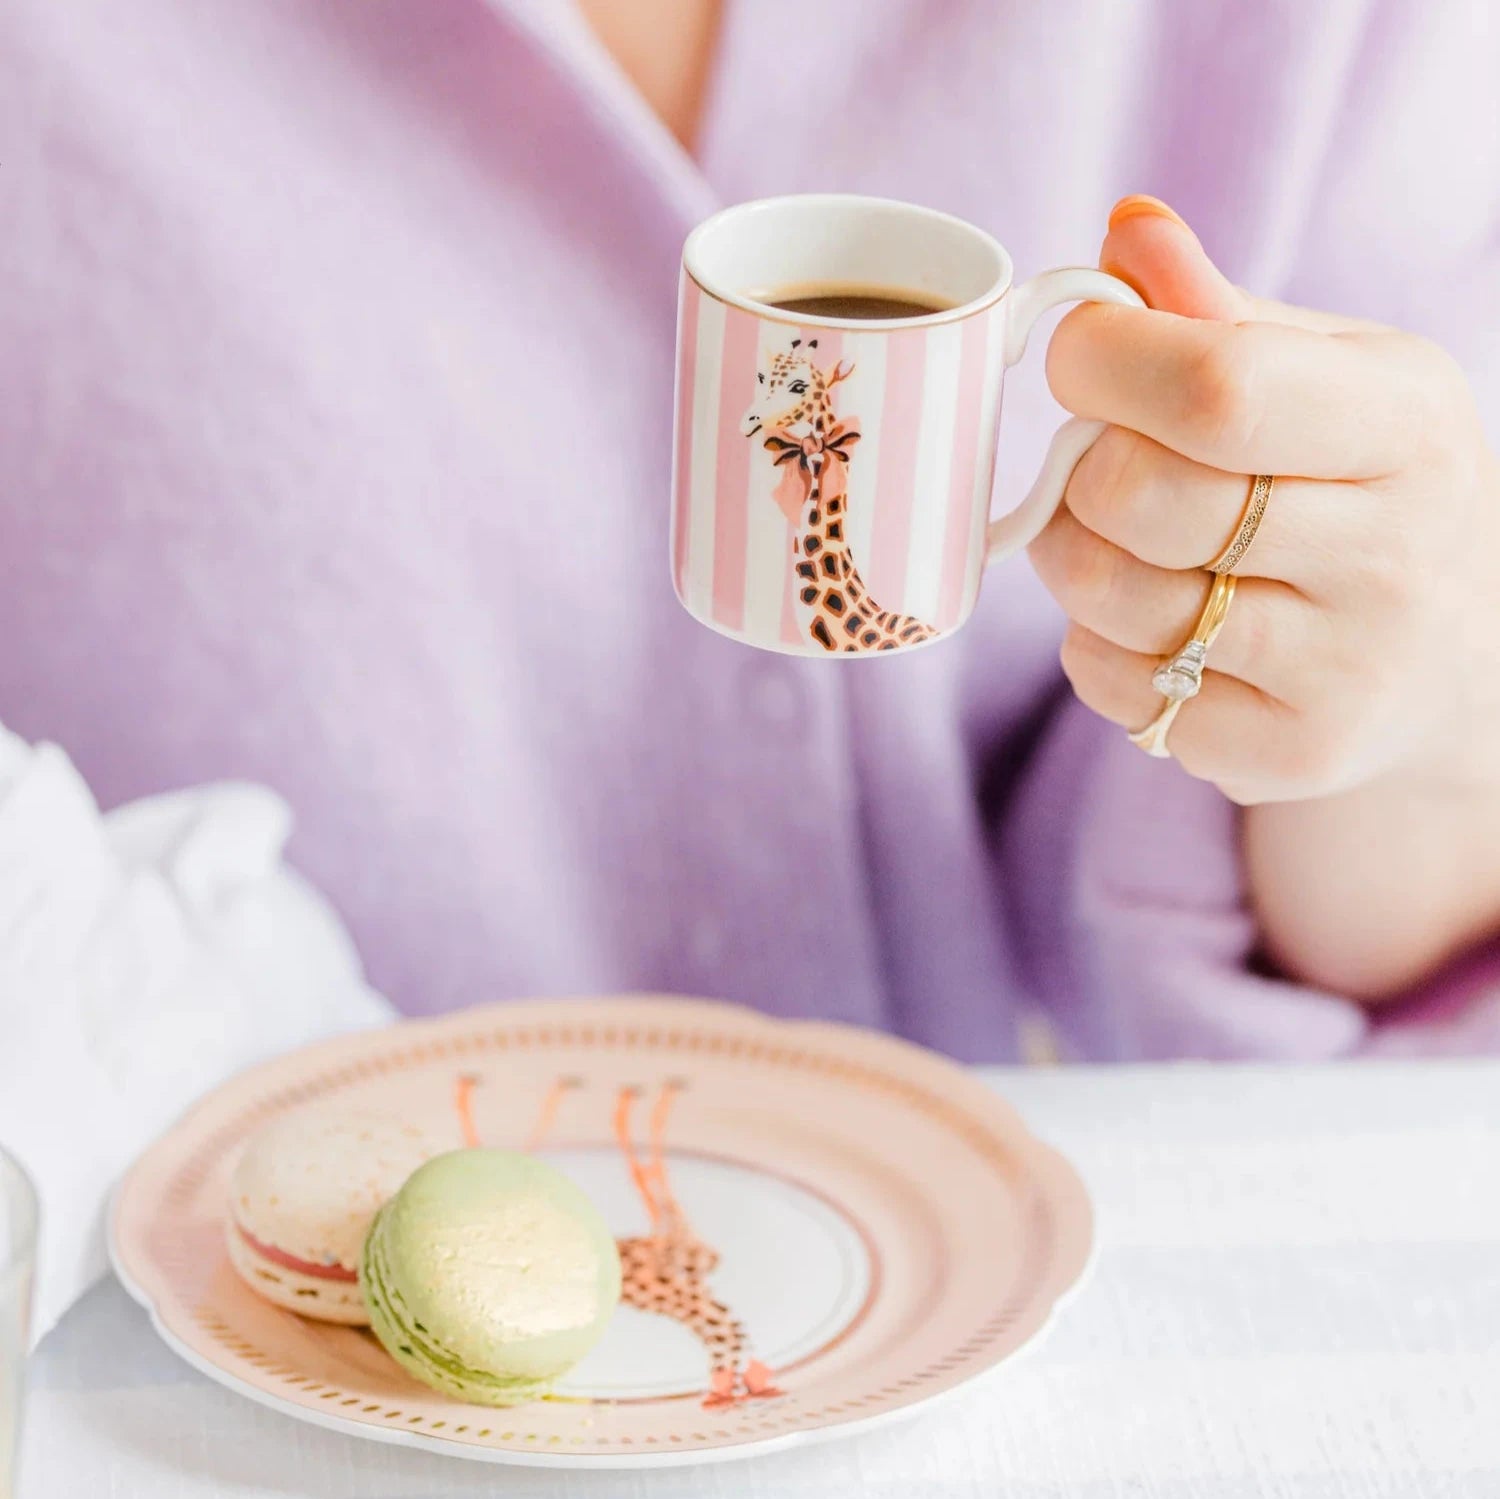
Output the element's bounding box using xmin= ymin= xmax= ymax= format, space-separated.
xmin=752 ymin=347 xmax=939 ymax=658
xmin=617 ymin=1242 xmax=748 ymax=1372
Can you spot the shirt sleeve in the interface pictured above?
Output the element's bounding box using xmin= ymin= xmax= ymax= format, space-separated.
xmin=998 ymin=693 xmax=1500 ymax=1061
xmin=0 ymin=724 xmax=395 ymax=1346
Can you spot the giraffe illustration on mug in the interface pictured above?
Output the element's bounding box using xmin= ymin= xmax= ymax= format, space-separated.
xmin=742 ymin=338 xmax=938 ymax=652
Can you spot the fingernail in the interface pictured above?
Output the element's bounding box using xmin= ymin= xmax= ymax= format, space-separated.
xmin=1108 ymin=194 xmax=1189 ymax=231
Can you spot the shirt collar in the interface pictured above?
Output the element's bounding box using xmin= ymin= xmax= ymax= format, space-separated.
xmin=477 ymin=0 xmax=720 ymax=229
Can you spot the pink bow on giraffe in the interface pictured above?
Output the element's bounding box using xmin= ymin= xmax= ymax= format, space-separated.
xmin=760 ymin=419 xmax=861 ymax=526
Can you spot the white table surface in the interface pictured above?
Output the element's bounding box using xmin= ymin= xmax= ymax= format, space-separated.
xmin=21 ymin=1061 xmax=1500 ymax=1498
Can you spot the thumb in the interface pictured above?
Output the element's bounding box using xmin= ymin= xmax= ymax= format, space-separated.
xmin=1100 ymin=195 xmax=1248 ymax=322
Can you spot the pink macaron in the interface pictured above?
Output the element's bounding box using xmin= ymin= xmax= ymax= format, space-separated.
xmin=225 ymin=1108 xmax=446 ymax=1323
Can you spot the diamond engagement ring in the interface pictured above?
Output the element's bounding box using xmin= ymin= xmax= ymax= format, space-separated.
xmin=1151 ymin=639 xmax=1210 ymax=702
xmin=1128 ymin=573 xmax=1238 ymax=758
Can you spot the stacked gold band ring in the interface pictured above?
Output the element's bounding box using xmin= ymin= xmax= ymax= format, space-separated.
xmin=1209 ymin=473 xmax=1274 ymax=575
xmin=1126 ymin=473 xmax=1272 ymax=759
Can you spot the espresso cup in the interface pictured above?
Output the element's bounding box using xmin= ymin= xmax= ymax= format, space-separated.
xmin=671 ymin=194 xmax=1143 ymax=655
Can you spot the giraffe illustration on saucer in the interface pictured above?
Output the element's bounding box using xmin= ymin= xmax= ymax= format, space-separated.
xmin=453 ymin=1073 xmax=782 ymax=1410
xmin=742 ymin=338 xmax=938 ymax=653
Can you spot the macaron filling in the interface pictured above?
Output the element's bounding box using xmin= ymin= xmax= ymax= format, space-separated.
xmin=235 ymin=1222 xmax=359 ymax=1282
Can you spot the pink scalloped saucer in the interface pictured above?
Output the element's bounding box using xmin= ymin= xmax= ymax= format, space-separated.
xmin=110 ymin=996 xmax=1093 ymax=1470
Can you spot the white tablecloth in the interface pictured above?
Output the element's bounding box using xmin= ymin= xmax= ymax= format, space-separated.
xmin=21 ymin=1061 xmax=1500 ymax=1498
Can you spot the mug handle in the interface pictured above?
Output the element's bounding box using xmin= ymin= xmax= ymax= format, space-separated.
xmin=985 ymin=267 xmax=1146 ymax=562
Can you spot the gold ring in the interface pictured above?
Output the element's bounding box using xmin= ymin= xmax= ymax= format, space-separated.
xmin=1208 ymin=474 xmax=1274 ymax=575
xmin=1127 ymin=697 xmax=1185 ymax=758
xmin=1128 ymin=573 xmax=1238 ymax=758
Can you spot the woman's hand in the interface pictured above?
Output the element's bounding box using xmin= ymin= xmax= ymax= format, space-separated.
xmin=1031 ymin=196 xmax=1500 ymax=999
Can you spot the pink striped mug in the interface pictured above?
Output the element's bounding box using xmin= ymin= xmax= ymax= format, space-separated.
xmin=672 ymin=194 xmax=1143 ymax=655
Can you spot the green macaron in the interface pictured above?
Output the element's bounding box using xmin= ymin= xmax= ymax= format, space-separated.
xmin=360 ymin=1148 xmax=621 ymax=1406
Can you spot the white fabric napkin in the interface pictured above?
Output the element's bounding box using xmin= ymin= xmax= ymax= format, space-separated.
xmin=0 ymin=723 xmax=393 ymax=1344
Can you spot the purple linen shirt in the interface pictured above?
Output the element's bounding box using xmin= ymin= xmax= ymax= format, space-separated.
xmin=3 ymin=0 xmax=1498 ymax=1060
